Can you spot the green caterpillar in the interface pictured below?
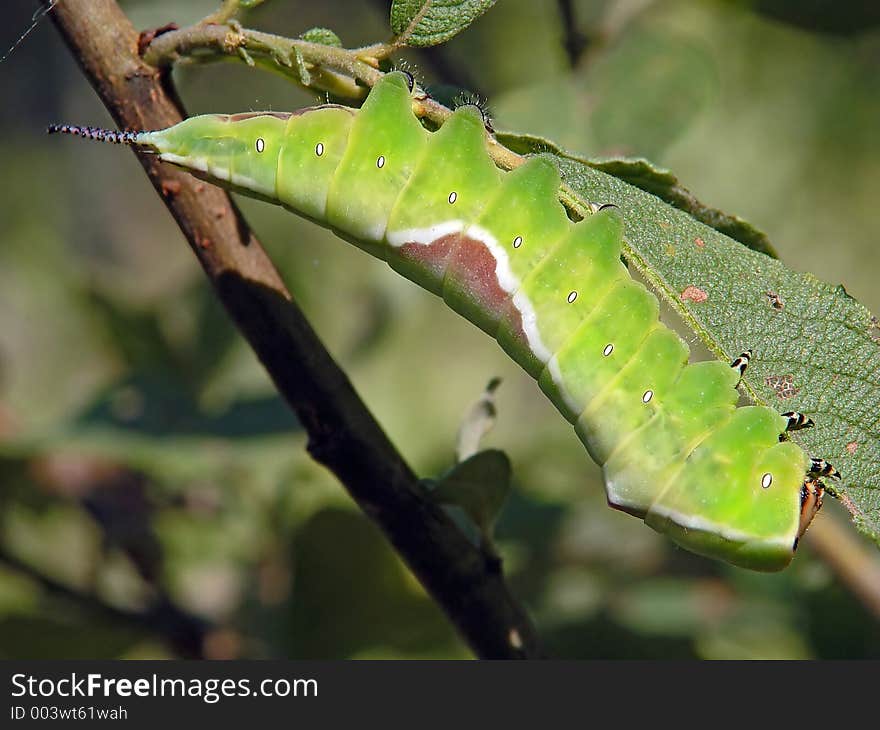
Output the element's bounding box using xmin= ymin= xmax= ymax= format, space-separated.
xmin=50 ymin=72 xmax=837 ymax=571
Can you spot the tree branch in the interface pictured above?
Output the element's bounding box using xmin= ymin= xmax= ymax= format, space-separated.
xmin=0 ymin=545 xmax=210 ymax=659
xmin=44 ymin=0 xmax=544 ymax=659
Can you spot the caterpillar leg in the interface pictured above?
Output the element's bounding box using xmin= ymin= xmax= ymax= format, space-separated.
xmin=809 ymin=457 xmax=841 ymax=480
xmin=782 ymin=411 xmax=814 ymax=431
xmin=794 ymin=478 xmax=825 ymax=550
xmin=730 ymin=350 xmax=752 ymax=381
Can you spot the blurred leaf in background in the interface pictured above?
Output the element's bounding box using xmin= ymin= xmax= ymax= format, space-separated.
xmin=0 ymin=0 xmax=878 ymax=659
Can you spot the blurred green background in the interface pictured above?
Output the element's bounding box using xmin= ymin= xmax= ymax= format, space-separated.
xmin=1 ymin=0 xmax=878 ymax=659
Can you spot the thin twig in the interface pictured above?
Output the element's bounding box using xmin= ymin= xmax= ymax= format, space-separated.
xmin=43 ymin=0 xmax=545 ymax=660
xmin=0 ymin=545 xmax=210 ymax=658
xmin=143 ymin=22 xmax=378 ymax=99
xmin=555 ymin=0 xmax=588 ymax=68
xmin=203 ymin=0 xmax=243 ymax=25
xmin=140 ymin=14 xmax=526 ymax=174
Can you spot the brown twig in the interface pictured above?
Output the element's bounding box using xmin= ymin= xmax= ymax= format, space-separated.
xmin=43 ymin=0 xmax=544 ymax=660
xmin=143 ymin=21 xmax=373 ymax=101
xmin=203 ymin=0 xmax=243 ymax=25
xmin=139 ymin=11 xmax=526 ymax=174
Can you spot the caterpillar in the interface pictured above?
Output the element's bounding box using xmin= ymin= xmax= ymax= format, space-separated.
xmin=49 ymin=72 xmax=836 ymax=571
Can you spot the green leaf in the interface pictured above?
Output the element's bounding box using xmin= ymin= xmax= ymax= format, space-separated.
xmin=300 ymin=27 xmax=343 ymax=47
xmin=587 ymin=158 xmax=777 ymax=259
xmin=547 ymin=153 xmax=880 ymax=546
xmin=427 ymin=449 xmax=512 ymax=542
xmin=496 ymin=131 xmax=777 ymax=257
xmin=390 ymin=0 xmax=496 ymax=48
xmin=292 ymin=47 xmax=311 ymax=87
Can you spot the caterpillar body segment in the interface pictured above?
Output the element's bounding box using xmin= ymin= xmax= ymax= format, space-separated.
xmin=50 ymin=72 xmax=824 ymax=571
xmin=277 ymin=106 xmax=355 ymax=224
xmin=327 ymin=77 xmax=430 ymax=252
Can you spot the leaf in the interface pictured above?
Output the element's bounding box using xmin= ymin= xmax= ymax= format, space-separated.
xmin=390 ymin=0 xmax=496 ymax=48
xmin=544 ymin=152 xmax=880 ymax=546
xmin=455 ymin=377 xmax=501 ymax=462
xmin=496 ymin=131 xmax=777 ymax=257
xmin=427 ymin=449 xmax=512 ymax=542
xmin=300 ymin=27 xmax=343 ymax=47
xmin=586 ymin=158 xmax=777 ymax=259
xmin=292 ymin=47 xmax=311 ymax=87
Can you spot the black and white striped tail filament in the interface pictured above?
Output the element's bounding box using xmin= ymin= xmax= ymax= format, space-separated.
xmin=47 ymin=124 xmax=142 ymax=146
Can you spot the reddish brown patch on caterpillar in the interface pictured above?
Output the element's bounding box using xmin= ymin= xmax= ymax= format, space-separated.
xmin=846 ymin=441 xmax=859 ymax=455
xmin=398 ymin=235 xmax=457 ymax=282
xmin=680 ymin=285 xmax=708 ymax=303
xmin=764 ymin=374 xmax=800 ymax=399
xmin=446 ymin=237 xmax=509 ymax=312
xmin=398 ymin=233 xmax=527 ymax=342
xmin=694 ymin=237 xmax=705 ymax=248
